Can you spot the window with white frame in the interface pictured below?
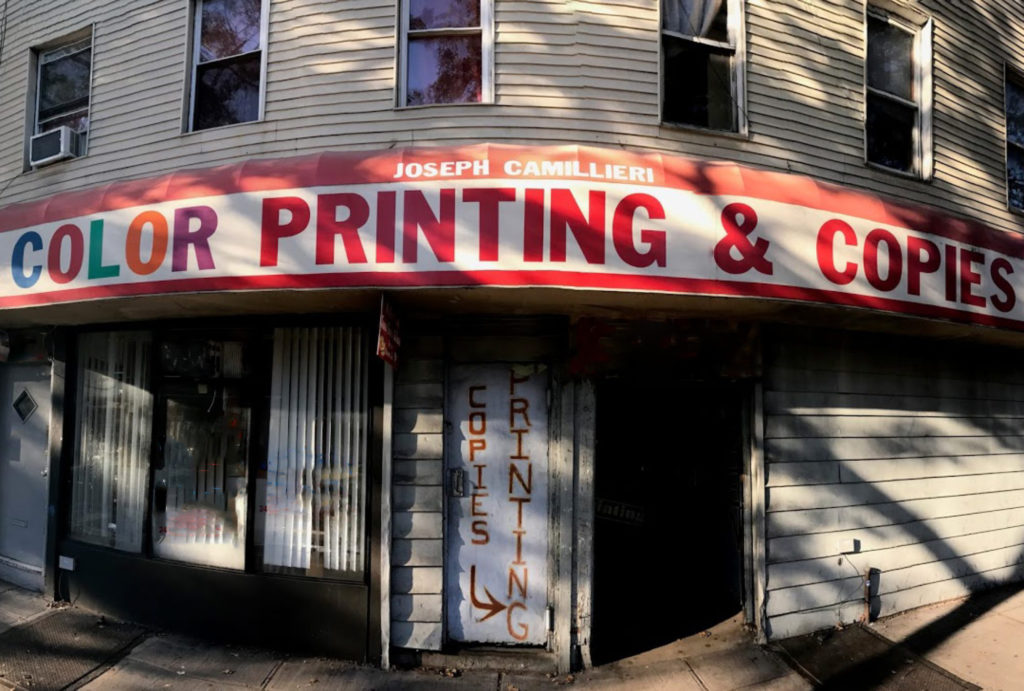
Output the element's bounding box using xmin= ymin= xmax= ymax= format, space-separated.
xmin=189 ymin=0 xmax=267 ymax=131
xmin=400 ymin=0 xmax=492 ymax=106
xmin=35 ymin=37 xmax=92 ymax=135
xmin=865 ymin=8 xmax=932 ymax=176
xmin=1006 ymin=74 xmax=1024 ymax=211
xmin=661 ymin=0 xmax=743 ymax=131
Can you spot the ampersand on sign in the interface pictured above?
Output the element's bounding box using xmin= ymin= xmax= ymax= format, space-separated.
xmin=714 ymin=203 xmax=774 ymax=275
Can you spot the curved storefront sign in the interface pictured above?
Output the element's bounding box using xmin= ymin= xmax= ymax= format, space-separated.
xmin=2 ymin=143 xmax=1024 ymax=329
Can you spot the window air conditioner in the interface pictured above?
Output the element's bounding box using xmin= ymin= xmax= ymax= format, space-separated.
xmin=29 ymin=126 xmax=83 ymax=167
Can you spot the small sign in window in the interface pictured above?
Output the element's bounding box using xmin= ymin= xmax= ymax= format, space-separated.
xmin=13 ymin=389 xmax=37 ymax=423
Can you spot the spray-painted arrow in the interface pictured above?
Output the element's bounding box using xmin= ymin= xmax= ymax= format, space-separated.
xmin=470 ymin=565 xmax=507 ymax=621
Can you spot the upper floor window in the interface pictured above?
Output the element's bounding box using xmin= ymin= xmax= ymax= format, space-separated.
xmin=661 ymin=0 xmax=744 ymax=132
xmin=36 ymin=37 xmax=92 ymax=135
xmin=865 ymin=8 xmax=932 ymax=177
xmin=399 ymin=0 xmax=493 ymax=106
xmin=1006 ymin=73 xmax=1024 ymax=211
xmin=189 ymin=0 xmax=267 ymax=131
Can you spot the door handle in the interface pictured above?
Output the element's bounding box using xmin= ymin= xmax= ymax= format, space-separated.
xmin=449 ymin=468 xmax=465 ymax=498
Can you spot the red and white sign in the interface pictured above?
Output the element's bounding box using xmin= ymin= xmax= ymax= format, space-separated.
xmin=2 ymin=143 xmax=1023 ymax=330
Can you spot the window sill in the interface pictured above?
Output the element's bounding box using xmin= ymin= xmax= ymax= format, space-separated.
xmin=180 ymin=117 xmax=264 ymax=137
xmin=1006 ymin=201 xmax=1024 ymax=220
xmin=659 ymin=119 xmax=750 ymax=142
xmin=26 ymin=158 xmax=86 ymax=174
xmin=395 ymin=101 xmax=495 ymax=112
xmin=865 ymin=160 xmax=932 ymax=182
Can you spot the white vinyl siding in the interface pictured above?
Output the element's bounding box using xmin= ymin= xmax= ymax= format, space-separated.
xmin=763 ymin=330 xmax=1024 ymax=638
xmin=389 ymin=334 xmax=444 ymax=651
xmin=0 ymin=2 xmax=1021 ymax=240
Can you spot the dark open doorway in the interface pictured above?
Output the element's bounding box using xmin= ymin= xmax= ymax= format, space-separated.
xmin=590 ymin=378 xmax=746 ymax=665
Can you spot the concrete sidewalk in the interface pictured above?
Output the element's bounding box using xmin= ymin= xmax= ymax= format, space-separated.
xmin=78 ymin=613 xmax=808 ymax=690
xmin=0 ymin=582 xmax=805 ymax=691
xmin=2 ymin=577 xmax=1023 ymax=689
xmin=871 ymin=583 xmax=1024 ymax=690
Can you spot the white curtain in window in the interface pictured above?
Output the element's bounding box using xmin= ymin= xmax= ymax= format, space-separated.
xmin=663 ymin=0 xmax=724 ymax=37
xmin=70 ymin=332 xmax=152 ymax=552
xmin=264 ymin=327 xmax=368 ymax=573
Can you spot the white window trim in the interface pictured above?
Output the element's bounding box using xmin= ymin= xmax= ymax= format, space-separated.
xmin=187 ymin=0 xmax=270 ymax=132
xmin=397 ymin=0 xmax=494 ymax=108
xmin=658 ymin=0 xmax=748 ymax=135
xmin=864 ymin=7 xmax=933 ymax=180
xmin=28 ymin=26 xmax=95 ymax=165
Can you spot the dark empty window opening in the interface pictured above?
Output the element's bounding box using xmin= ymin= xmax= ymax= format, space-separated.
xmin=865 ymin=10 xmax=928 ymax=175
xmin=661 ymin=0 xmax=738 ymax=131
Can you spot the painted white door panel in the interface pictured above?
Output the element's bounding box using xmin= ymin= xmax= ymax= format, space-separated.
xmin=445 ymin=364 xmax=549 ymax=645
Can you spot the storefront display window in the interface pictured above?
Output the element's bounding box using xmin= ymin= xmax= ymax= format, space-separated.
xmin=258 ymin=327 xmax=369 ymax=577
xmin=67 ymin=324 xmax=371 ymax=581
xmin=152 ymin=338 xmax=253 ymax=570
xmin=69 ymin=331 xmax=153 ymax=552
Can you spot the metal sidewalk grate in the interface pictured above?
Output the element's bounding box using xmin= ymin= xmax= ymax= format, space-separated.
xmin=0 ymin=608 xmax=146 ymax=690
xmin=772 ymin=623 xmax=979 ymax=690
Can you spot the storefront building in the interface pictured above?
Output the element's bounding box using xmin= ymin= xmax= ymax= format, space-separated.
xmin=2 ymin=0 xmax=1024 ymax=673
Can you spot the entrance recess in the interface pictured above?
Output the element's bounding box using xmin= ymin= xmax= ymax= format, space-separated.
xmin=0 ymin=363 xmax=51 ymax=591
xmin=590 ymin=379 xmax=744 ymax=664
xmin=445 ymin=364 xmax=550 ymax=645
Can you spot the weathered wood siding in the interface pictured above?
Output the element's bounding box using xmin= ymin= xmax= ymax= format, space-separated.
xmin=390 ymin=333 xmax=444 ymax=651
xmin=764 ymin=330 xmax=1024 ymax=638
xmin=1 ymin=1 xmax=1024 ymax=240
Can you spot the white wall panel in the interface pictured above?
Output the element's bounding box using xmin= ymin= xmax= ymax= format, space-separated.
xmin=0 ymin=0 xmax=1021 ymax=249
xmin=388 ymin=333 xmax=444 ymax=651
xmin=764 ymin=330 xmax=1024 ymax=639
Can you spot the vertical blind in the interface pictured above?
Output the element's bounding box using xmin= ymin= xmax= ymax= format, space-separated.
xmin=263 ymin=327 xmax=368 ymax=574
xmin=70 ymin=332 xmax=152 ymax=552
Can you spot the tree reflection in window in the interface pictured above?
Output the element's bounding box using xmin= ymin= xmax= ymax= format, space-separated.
xmin=404 ymin=0 xmax=484 ymax=105
xmin=407 ymin=36 xmax=482 ymax=106
xmin=192 ymin=0 xmax=263 ymax=130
